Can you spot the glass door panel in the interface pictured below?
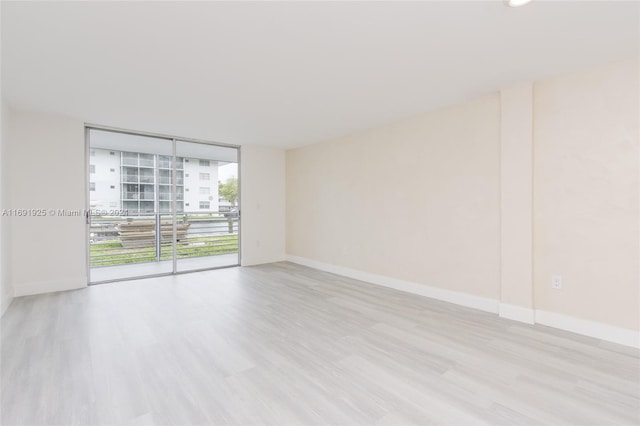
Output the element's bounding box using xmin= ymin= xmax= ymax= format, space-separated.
xmin=175 ymin=140 xmax=240 ymax=272
xmin=88 ymin=129 xmax=175 ymax=283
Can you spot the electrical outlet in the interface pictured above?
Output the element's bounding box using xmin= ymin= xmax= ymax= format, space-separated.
xmin=551 ymin=275 xmax=562 ymax=289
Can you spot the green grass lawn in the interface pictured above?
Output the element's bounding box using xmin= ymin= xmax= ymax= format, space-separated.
xmin=91 ymin=234 xmax=238 ymax=267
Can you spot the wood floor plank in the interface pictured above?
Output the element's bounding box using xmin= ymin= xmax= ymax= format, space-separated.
xmin=2 ymin=262 xmax=639 ymax=425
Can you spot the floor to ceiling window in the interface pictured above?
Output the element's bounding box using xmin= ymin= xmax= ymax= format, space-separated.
xmin=87 ymin=127 xmax=240 ymax=283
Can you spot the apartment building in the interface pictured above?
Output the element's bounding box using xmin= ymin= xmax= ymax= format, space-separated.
xmin=90 ymin=148 xmax=219 ymax=213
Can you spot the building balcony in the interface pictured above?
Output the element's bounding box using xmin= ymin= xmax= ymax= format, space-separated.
xmin=158 ymin=178 xmax=185 ymax=185
xmin=122 ymin=192 xmax=155 ymax=201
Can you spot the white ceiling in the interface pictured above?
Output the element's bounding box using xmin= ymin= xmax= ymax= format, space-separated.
xmin=2 ymin=1 xmax=638 ymax=149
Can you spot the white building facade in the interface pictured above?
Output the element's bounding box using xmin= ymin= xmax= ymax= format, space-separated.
xmin=89 ymin=148 xmax=122 ymax=210
xmin=90 ymin=148 xmax=219 ymax=214
xmin=183 ymin=158 xmax=219 ymax=213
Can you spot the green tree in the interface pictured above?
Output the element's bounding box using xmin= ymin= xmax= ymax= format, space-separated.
xmin=219 ymin=177 xmax=238 ymax=206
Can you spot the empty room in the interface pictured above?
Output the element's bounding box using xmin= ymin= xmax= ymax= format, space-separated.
xmin=1 ymin=1 xmax=638 ymax=425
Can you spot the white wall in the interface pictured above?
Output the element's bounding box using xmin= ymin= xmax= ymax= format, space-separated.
xmin=0 ymin=101 xmax=14 ymax=315
xmin=4 ymin=111 xmax=284 ymax=296
xmin=7 ymin=110 xmax=87 ymax=296
xmin=240 ymin=145 xmax=286 ymax=266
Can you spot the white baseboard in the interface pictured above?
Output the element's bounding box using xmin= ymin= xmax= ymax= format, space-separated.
xmin=285 ymin=255 xmax=640 ymax=348
xmin=241 ymin=255 xmax=286 ymax=267
xmin=13 ymin=276 xmax=87 ymax=297
xmin=499 ymin=303 xmax=535 ymax=324
xmin=535 ymin=310 xmax=639 ymax=349
xmin=285 ymin=255 xmax=499 ymax=314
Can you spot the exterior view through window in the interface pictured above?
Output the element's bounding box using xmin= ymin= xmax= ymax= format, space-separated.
xmin=87 ymin=128 xmax=239 ymax=283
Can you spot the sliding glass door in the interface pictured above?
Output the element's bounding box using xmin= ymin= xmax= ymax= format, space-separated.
xmin=87 ymin=128 xmax=240 ymax=283
xmin=175 ymin=141 xmax=239 ymax=273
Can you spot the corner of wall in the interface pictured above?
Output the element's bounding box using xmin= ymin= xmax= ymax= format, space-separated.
xmin=498 ymin=82 xmax=534 ymax=323
xmin=240 ymin=145 xmax=286 ymax=266
xmin=1 ymin=101 xmax=15 ymax=316
xmin=5 ymin=109 xmax=87 ymax=297
xmin=533 ymin=58 xmax=639 ymax=334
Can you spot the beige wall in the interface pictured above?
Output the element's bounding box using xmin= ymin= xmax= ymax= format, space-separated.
xmin=534 ymin=59 xmax=639 ymax=330
xmin=500 ymin=83 xmax=534 ymax=318
xmin=7 ymin=110 xmax=87 ymax=296
xmin=287 ymin=94 xmax=502 ymax=299
xmin=287 ymin=59 xmax=639 ymax=334
xmin=240 ymin=145 xmax=286 ymax=266
xmin=1 ymin=101 xmax=14 ymax=314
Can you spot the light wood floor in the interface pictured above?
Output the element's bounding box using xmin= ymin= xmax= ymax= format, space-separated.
xmin=2 ymin=262 xmax=639 ymax=425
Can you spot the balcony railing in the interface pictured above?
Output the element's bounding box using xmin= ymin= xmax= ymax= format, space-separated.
xmin=122 ymin=192 xmax=155 ymax=200
xmin=158 ymin=177 xmax=184 ymax=185
xmin=89 ymin=211 xmax=239 ymax=268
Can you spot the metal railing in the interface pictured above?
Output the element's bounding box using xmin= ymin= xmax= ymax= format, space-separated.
xmin=89 ymin=211 xmax=239 ymax=268
xmin=122 ymin=192 xmax=155 ymax=200
xmin=122 ymin=158 xmax=138 ymax=166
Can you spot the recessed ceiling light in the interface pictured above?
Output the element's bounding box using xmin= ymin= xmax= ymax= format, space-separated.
xmin=507 ymin=0 xmax=533 ymax=7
